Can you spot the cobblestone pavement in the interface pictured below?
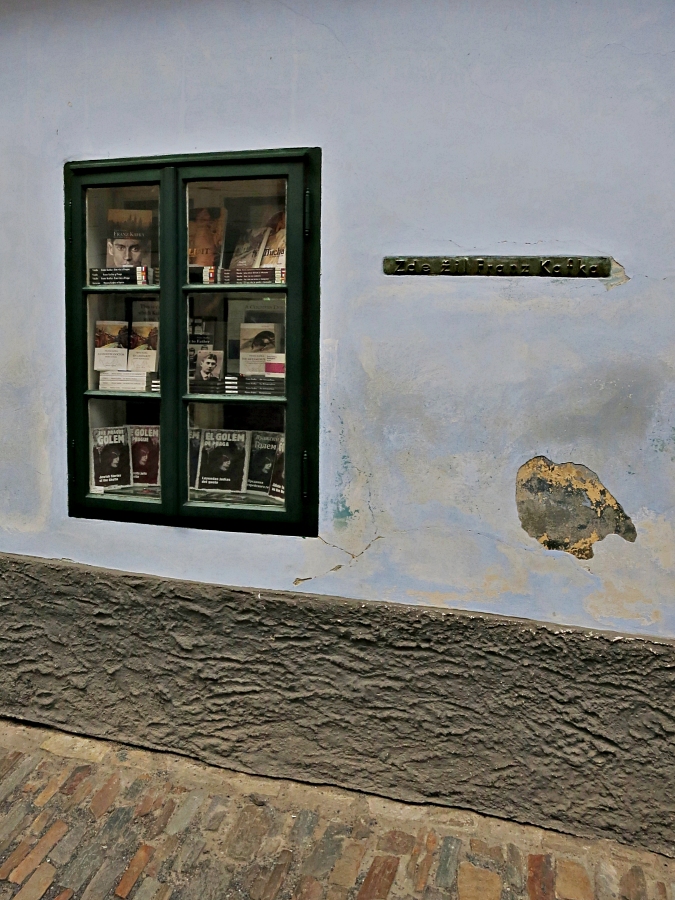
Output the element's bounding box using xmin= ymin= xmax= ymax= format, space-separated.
xmin=0 ymin=720 xmax=671 ymax=900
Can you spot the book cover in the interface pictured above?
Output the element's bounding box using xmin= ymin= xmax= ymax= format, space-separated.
xmin=259 ymin=211 xmax=286 ymax=272
xmin=196 ymin=430 xmax=250 ymax=492
xmin=91 ymin=426 xmax=131 ymax=490
xmin=90 ymin=267 xmax=150 ymax=285
xmin=188 ymin=206 xmax=226 ymax=266
xmin=128 ymin=322 xmax=159 ymax=372
xmin=189 ymin=427 xmax=201 ymax=488
xmin=188 ymin=334 xmax=214 ymax=376
xmin=106 ymin=209 xmax=152 ymax=268
xmin=226 ymin=297 xmax=285 ymax=374
xmin=94 ymin=321 xmax=129 ymax=371
xmin=268 ymin=435 xmax=285 ymax=501
xmin=247 ymin=432 xmax=281 ymax=494
xmin=229 ymin=226 xmax=271 ymax=269
xmin=129 ymin=425 xmax=160 ymax=485
xmin=192 ymin=349 xmax=224 ymax=385
xmin=239 ymin=323 xmax=277 ymax=376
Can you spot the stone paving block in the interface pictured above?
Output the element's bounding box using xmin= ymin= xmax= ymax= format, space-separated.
xmin=40 ymin=735 xmax=108 ymax=764
xmin=176 ymin=859 xmax=231 ymax=900
xmin=13 ymin=861 xmax=55 ymax=900
xmin=48 ymin=824 xmax=87 ymax=866
xmin=290 ymin=810 xmax=319 ymax=845
xmin=457 ymin=861 xmax=502 ymax=900
xmin=146 ymin=799 xmax=177 ymax=841
xmin=35 ymin=768 xmax=71 ymax=809
xmin=165 ymin=790 xmax=206 ymax=835
xmin=329 ymin=841 xmax=366 ymax=887
xmin=261 ymin=849 xmax=293 ymax=900
xmin=134 ymin=877 xmax=162 ymax=900
xmin=414 ymin=830 xmax=438 ymax=892
xmin=435 ymin=836 xmax=461 ymax=889
xmin=226 ymin=805 xmax=273 ymax=861
xmin=59 ymin=766 xmax=92 ymax=797
xmin=53 ymin=890 xmax=74 ymax=900
xmin=293 ymin=875 xmax=323 ymax=900
xmin=406 ymin=830 xmax=425 ymax=881
xmin=115 ymin=843 xmax=154 ymax=898
xmin=97 ymin=805 xmax=135 ymax=850
xmin=0 ymin=755 xmax=40 ymax=803
xmin=555 ymin=859 xmax=593 ymax=900
xmin=326 ymin=888 xmax=348 ymax=900
xmin=80 ymin=854 xmax=128 ymax=900
xmin=351 ymin=817 xmax=372 ymax=841
xmin=28 ymin=811 xmax=52 ymax=836
xmin=9 ymin=819 xmax=69 ymax=883
xmin=595 ymin=861 xmax=619 ymax=900
xmin=135 ymin=788 xmax=160 ymax=819
xmin=144 ymin=835 xmax=179 ymax=879
xmin=302 ymin=824 xmax=350 ymax=879
xmin=507 ymin=843 xmax=524 ymax=890
xmin=469 ymin=838 xmax=504 ymax=868
xmin=0 ymin=752 xmax=23 ymax=780
xmin=59 ymin=842 xmax=105 ymax=892
xmin=619 ymin=866 xmax=647 ymax=900
xmin=529 ymin=855 xmax=555 ymax=900
xmin=377 ymin=831 xmax=415 ymax=855
xmin=356 ymin=856 xmax=399 ymax=900
xmin=0 ymin=835 xmax=37 ymax=879
xmin=0 ymin=803 xmax=30 ymax=844
xmin=654 ymin=884 xmax=667 ymax=900
xmin=90 ymin=773 xmax=121 ymax=819
xmin=202 ymin=796 xmax=229 ymax=831
xmin=173 ymin=836 xmax=205 ymax=874
xmin=155 ymin=885 xmax=173 ymax=900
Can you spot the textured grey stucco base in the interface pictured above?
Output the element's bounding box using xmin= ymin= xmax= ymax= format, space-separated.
xmin=0 ymin=553 xmax=673 ymax=855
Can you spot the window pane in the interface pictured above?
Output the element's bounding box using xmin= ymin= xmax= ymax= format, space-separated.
xmin=87 ymin=293 xmax=160 ymax=393
xmin=86 ymin=185 xmax=159 ymax=285
xmin=188 ymin=402 xmax=285 ymax=509
xmin=89 ymin=398 xmax=161 ymax=499
xmin=187 ymin=292 xmax=285 ymax=397
xmin=186 ymin=179 xmax=286 ymax=286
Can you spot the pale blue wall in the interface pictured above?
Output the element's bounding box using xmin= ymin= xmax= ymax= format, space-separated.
xmin=1 ymin=0 xmax=674 ymax=636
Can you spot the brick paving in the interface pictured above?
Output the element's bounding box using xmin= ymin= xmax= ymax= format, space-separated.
xmin=0 ymin=721 xmax=671 ymax=900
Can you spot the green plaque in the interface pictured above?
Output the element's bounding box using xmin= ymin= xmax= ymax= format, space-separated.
xmin=383 ymin=256 xmax=611 ymax=277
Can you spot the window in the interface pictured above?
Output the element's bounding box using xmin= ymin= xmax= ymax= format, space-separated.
xmin=65 ymin=149 xmax=320 ymax=536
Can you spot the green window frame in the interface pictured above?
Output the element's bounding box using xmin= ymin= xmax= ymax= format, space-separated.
xmin=65 ymin=148 xmax=320 ymax=536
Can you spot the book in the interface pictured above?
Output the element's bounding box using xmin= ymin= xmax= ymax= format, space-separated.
xmin=247 ymin=432 xmax=281 ymax=495
xmin=89 ymin=267 xmax=152 ymax=285
xmin=98 ymin=371 xmax=149 ymax=391
xmin=106 ymin=209 xmax=152 ymax=268
xmin=196 ymin=430 xmax=250 ymax=492
xmin=239 ymin=323 xmax=277 ymax=376
xmin=188 ymin=334 xmax=214 ymax=376
xmin=229 ymin=226 xmax=271 ymax=269
xmin=259 ymin=213 xmax=286 ymax=274
xmin=188 ymin=206 xmax=226 ymax=267
xmin=94 ymin=321 xmax=128 ymax=370
xmin=191 ymin=349 xmax=224 ymax=386
xmin=226 ymin=297 xmax=285 ymax=374
xmin=189 ymin=427 xmax=201 ymax=488
xmin=218 ymin=268 xmax=276 ymax=284
xmin=129 ymin=426 xmax=160 ymax=485
xmin=91 ymin=426 xmax=131 ymax=490
xmin=128 ymin=322 xmax=159 ymax=372
xmin=268 ymin=435 xmax=285 ymax=501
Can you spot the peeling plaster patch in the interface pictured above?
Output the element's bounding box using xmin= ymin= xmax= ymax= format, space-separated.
xmin=584 ymin=580 xmax=662 ymax=627
xmin=603 ymin=258 xmax=630 ymax=291
xmin=516 ymin=456 xmax=636 ymax=559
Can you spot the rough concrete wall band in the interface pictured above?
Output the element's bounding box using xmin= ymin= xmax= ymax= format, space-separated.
xmin=0 ymin=552 xmax=673 ymax=856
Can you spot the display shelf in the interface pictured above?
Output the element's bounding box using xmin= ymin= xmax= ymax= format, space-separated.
xmin=85 ymin=390 xmax=160 ymax=399
xmin=183 ymin=393 xmax=285 ymax=404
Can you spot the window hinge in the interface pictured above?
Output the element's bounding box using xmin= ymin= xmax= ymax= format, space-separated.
xmin=302 ymin=450 xmax=309 ymax=499
xmin=304 ymin=189 xmax=311 ymax=237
